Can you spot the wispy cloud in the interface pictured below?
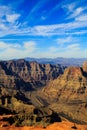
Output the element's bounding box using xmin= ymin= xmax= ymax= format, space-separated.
xmin=0 ymin=0 xmax=87 ymax=59
xmin=6 ymin=14 xmax=20 ymax=23
xmin=0 ymin=41 xmax=9 ymax=49
xmin=0 ymin=41 xmax=37 ymax=59
xmin=62 ymin=1 xmax=87 ymax=20
xmin=68 ymin=7 xmax=84 ymax=19
xmin=64 ymin=3 xmax=76 ymax=12
xmin=0 ymin=5 xmax=20 ymax=22
xmin=56 ymin=36 xmax=74 ymax=45
xmin=75 ymin=14 xmax=87 ymax=21
xmin=0 ymin=41 xmax=21 ymax=50
xmin=0 ymin=19 xmax=87 ymax=37
xmin=0 ymin=1 xmax=87 ymax=39
xmin=24 ymin=41 xmax=36 ymax=52
xmin=25 ymin=0 xmax=49 ymax=22
xmin=49 ymin=46 xmax=58 ymax=52
xmin=36 ymin=43 xmax=87 ymax=58
xmin=0 ymin=5 xmax=21 ymax=35
xmin=65 ymin=43 xmax=80 ymax=50
xmin=28 ymin=20 xmax=87 ymax=36
xmin=46 ymin=1 xmax=63 ymax=17
xmin=0 ymin=1 xmax=87 ymax=38
xmin=0 ymin=40 xmax=87 ymax=59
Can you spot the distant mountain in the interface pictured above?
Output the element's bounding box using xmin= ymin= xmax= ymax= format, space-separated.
xmin=25 ymin=57 xmax=87 ymax=66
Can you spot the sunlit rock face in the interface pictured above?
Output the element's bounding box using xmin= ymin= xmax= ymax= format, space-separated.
xmin=36 ymin=61 xmax=87 ymax=124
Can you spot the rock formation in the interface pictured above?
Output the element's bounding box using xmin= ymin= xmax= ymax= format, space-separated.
xmin=0 ymin=59 xmax=87 ymax=126
xmin=0 ymin=59 xmax=65 ymax=90
xmin=35 ymin=61 xmax=87 ymax=124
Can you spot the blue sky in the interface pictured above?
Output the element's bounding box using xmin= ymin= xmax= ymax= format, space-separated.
xmin=0 ymin=0 xmax=87 ymax=60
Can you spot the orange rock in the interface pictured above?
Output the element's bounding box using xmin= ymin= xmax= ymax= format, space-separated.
xmin=1 ymin=121 xmax=87 ymax=130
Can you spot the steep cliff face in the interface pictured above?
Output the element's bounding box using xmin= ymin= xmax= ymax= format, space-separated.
xmin=82 ymin=61 xmax=87 ymax=73
xmin=35 ymin=62 xmax=87 ymax=124
xmin=5 ymin=59 xmax=65 ymax=81
xmin=0 ymin=59 xmax=65 ymax=91
xmin=0 ymin=60 xmax=87 ymax=125
xmin=41 ymin=64 xmax=87 ymax=102
xmin=0 ymin=62 xmax=16 ymax=89
xmin=0 ymin=62 xmax=33 ymax=92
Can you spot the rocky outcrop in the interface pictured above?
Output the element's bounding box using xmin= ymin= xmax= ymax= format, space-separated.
xmin=5 ymin=59 xmax=65 ymax=81
xmin=0 ymin=59 xmax=65 ymax=91
xmin=0 ymin=60 xmax=87 ymax=126
xmin=0 ymin=59 xmax=65 ymax=115
xmin=0 ymin=119 xmax=87 ymax=129
xmin=41 ymin=63 xmax=87 ymax=102
xmin=36 ymin=61 xmax=87 ymax=124
xmin=0 ymin=62 xmax=33 ymax=91
xmin=82 ymin=61 xmax=87 ymax=72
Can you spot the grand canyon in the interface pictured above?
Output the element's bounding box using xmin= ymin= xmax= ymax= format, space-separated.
xmin=0 ymin=0 xmax=87 ymax=129
xmin=0 ymin=59 xmax=87 ymax=130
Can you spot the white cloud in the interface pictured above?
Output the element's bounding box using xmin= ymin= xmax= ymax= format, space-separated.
xmin=68 ymin=7 xmax=84 ymax=19
xmin=75 ymin=14 xmax=87 ymax=21
xmin=63 ymin=3 xmax=76 ymax=13
xmin=0 ymin=41 xmax=87 ymax=59
xmin=24 ymin=41 xmax=36 ymax=52
xmin=0 ymin=23 xmax=8 ymax=30
xmin=6 ymin=14 xmax=20 ymax=23
xmin=33 ymin=45 xmax=87 ymax=59
xmin=56 ymin=36 xmax=73 ymax=45
xmin=0 ymin=41 xmax=8 ymax=49
xmin=0 ymin=6 xmax=10 ymax=17
xmin=0 ymin=3 xmax=87 ymax=38
xmin=0 ymin=41 xmax=21 ymax=50
xmin=67 ymin=4 xmax=75 ymax=12
xmin=0 ymin=41 xmax=37 ymax=60
xmin=49 ymin=46 xmax=58 ymax=52
xmin=0 ymin=19 xmax=87 ymax=37
xmin=40 ymin=43 xmax=83 ymax=58
xmin=0 ymin=5 xmax=21 ymax=34
xmin=12 ymin=44 xmax=21 ymax=48
xmin=63 ymin=1 xmax=85 ymax=19
xmin=65 ymin=44 xmax=80 ymax=50
xmin=25 ymin=20 xmax=87 ymax=36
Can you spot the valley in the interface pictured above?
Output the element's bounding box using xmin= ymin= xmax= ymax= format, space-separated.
xmin=0 ymin=59 xmax=87 ymax=129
